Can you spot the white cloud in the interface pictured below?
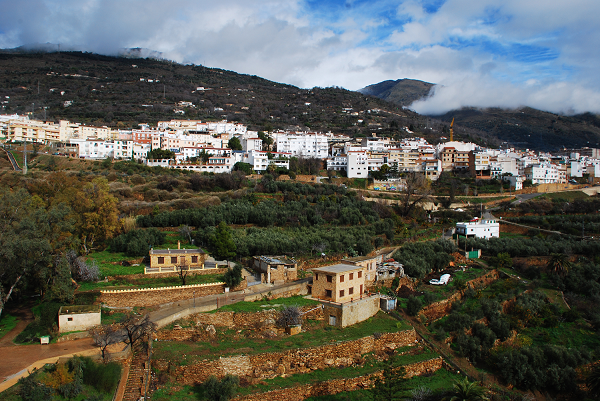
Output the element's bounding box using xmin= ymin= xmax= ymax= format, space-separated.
xmin=0 ymin=0 xmax=599 ymax=115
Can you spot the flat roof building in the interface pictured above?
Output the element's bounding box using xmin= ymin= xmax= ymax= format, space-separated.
xmin=312 ymin=264 xmax=366 ymax=303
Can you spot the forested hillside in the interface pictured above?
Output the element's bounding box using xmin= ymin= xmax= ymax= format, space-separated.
xmin=0 ymin=51 xmax=418 ymax=138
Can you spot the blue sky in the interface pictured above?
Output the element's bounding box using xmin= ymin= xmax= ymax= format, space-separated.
xmin=1 ymin=0 xmax=599 ymax=115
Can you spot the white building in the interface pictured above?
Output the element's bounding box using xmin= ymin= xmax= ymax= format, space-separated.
xmin=456 ymin=218 xmax=500 ymax=239
xmin=347 ymin=150 xmax=369 ymax=178
xmin=246 ymin=150 xmax=291 ymax=172
xmin=327 ymin=155 xmax=348 ymax=172
xmin=274 ymin=132 xmax=329 ymax=158
xmin=525 ymin=162 xmax=560 ymax=184
xmin=73 ymin=139 xmax=115 ymax=159
xmin=490 ymin=154 xmax=519 ymax=178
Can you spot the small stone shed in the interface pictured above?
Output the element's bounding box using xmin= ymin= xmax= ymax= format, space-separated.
xmin=58 ymin=305 xmax=101 ymax=333
xmin=252 ymin=255 xmax=298 ymax=284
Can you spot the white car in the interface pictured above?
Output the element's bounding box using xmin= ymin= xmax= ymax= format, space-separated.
xmin=429 ymin=274 xmax=451 ymax=285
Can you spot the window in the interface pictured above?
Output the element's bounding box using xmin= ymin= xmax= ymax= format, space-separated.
xmin=358 ymin=271 xmax=362 ymax=278
xmin=315 ymin=273 xmax=319 ymax=280
xmin=339 ymin=290 xmax=345 ymax=297
xmin=349 ymin=287 xmax=354 ymax=295
xmin=325 ymin=289 xmax=332 ymax=298
xmin=327 ymin=275 xmax=332 ymax=283
xmin=171 ymin=256 xmax=177 ymax=264
xmin=192 ymin=256 xmax=198 ymax=263
xmin=349 ymin=272 xmax=354 ymax=280
xmin=340 ymin=275 xmax=344 ymax=282
xmin=158 ymin=257 xmax=164 ymax=264
xmin=67 ymin=317 xmax=73 ymax=322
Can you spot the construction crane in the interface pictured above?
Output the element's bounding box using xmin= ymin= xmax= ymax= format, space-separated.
xmin=449 ymin=118 xmax=454 ymax=142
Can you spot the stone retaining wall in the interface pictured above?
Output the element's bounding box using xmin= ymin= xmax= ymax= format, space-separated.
xmin=420 ymin=270 xmax=500 ymax=321
xmin=233 ymin=357 xmax=443 ymax=401
xmin=155 ymin=306 xmax=326 ymax=341
xmin=153 ymin=329 xmax=419 ymax=385
xmin=100 ymin=282 xmax=225 ymax=307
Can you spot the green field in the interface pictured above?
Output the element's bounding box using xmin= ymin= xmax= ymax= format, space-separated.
xmin=209 ymin=295 xmax=319 ymax=313
xmin=539 ymin=191 xmax=590 ymax=201
xmin=78 ymin=272 xmax=223 ymax=292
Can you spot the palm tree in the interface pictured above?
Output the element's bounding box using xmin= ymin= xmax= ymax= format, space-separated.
xmin=446 ymin=377 xmax=489 ymax=401
xmin=587 ymin=363 xmax=600 ymax=397
xmin=547 ymin=253 xmax=572 ymax=277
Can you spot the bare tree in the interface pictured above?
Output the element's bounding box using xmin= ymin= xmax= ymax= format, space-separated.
xmin=399 ymin=173 xmax=433 ymax=216
xmin=177 ymin=259 xmax=190 ymax=286
xmin=91 ymin=324 xmax=120 ymax=363
xmin=311 ymin=242 xmax=327 ymax=256
xmin=66 ymin=250 xmax=100 ymax=282
xmin=276 ymin=306 xmax=302 ymax=327
xmin=178 ymin=225 xmax=193 ymax=244
xmin=120 ymin=313 xmax=157 ymax=347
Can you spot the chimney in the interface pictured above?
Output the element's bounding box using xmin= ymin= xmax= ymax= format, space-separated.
xmin=178 ymin=241 xmax=181 ymax=250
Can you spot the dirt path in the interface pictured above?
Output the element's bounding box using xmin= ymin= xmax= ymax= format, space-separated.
xmin=0 ymin=338 xmax=98 ymax=382
xmin=0 ymin=306 xmax=35 ymax=347
xmin=393 ymin=309 xmax=491 ymax=384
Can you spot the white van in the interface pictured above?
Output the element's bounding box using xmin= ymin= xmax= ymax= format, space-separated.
xmin=429 ymin=274 xmax=451 ymax=285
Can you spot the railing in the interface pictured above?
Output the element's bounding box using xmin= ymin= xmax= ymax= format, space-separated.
xmin=101 ymin=281 xmax=225 ymax=294
xmin=144 ymin=265 xmax=213 ymax=274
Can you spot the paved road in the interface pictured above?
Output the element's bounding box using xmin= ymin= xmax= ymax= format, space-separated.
xmin=512 ymin=192 xmax=544 ymax=204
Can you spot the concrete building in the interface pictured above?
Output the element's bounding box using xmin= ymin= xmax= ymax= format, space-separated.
xmin=524 ymin=162 xmax=560 ymax=184
xmin=58 ymin=305 xmax=101 ymax=333
xmin=312 ymin=263 xmax=366 ymax=303
xmin=321 ymin=295 xmax=381 ymax=327
xmin=455 ymin=217 xmax=500 ymax=239
xmin=347 ymin=150 xmax=369 ymax=178
xmin=341 ymin=255 xmax=382 ymax=285
xmin=327 ymin=154 xmax=348 ymax=172
xmin=252 ymin=256 xmax=298 ymax=284
xmin=422 ymin=158 xmax=442 ymax=181
xmin=274 ymin=132 xmax=329 ymax=158
xmin=469 ymin=151 xmax=491 ymax=179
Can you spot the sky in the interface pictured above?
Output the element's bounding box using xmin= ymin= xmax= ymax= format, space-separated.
xmin=1 ymin=0 xmax=599 ymax=115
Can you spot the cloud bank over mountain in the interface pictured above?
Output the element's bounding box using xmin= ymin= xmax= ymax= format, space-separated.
xmin=1 ymin=0 xmax=599 ymax=115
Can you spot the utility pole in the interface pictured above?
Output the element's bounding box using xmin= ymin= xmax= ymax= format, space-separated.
xmin=23 ymin=142 xmax=27 ymax=175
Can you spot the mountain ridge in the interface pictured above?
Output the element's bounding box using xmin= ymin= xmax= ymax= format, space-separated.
xmin=360 ymin=79 xmax=600 ymax=151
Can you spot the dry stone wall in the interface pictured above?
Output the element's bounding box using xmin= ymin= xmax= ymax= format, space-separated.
xmin=420 ymin=270 xmax=500 ymax=321
xmin=233 ymin=357 xmax=443 ymax=401
xmin=153 ymin=329 xmax=418 ymax=385
xmin=100 ymin=282 xmax=225 ymax=307
xmin=155 ymin=306 xmax=325 ymax=341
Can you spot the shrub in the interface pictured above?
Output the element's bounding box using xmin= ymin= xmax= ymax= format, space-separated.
xmin=223 ymin=265 xmax=243 ymax=289
xmin=406 ymin=296 xmax=423 ymax=316
xmin=110 ymin=228 xmax=166 ymax=256
xmin=204 ymin=375 xmax=239 ymax=401
xmin=80 ymin=356 xmax=122 ymax=393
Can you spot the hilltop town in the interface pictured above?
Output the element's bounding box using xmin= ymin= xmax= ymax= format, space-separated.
xmin=1 ymin=113 xmax=600 ymax=401
xmin=2 ymin=114 xmax=599 ymax=187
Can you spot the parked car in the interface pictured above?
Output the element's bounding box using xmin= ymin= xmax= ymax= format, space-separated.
xmin=429 ymin=274 xmax=451 ymax=285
